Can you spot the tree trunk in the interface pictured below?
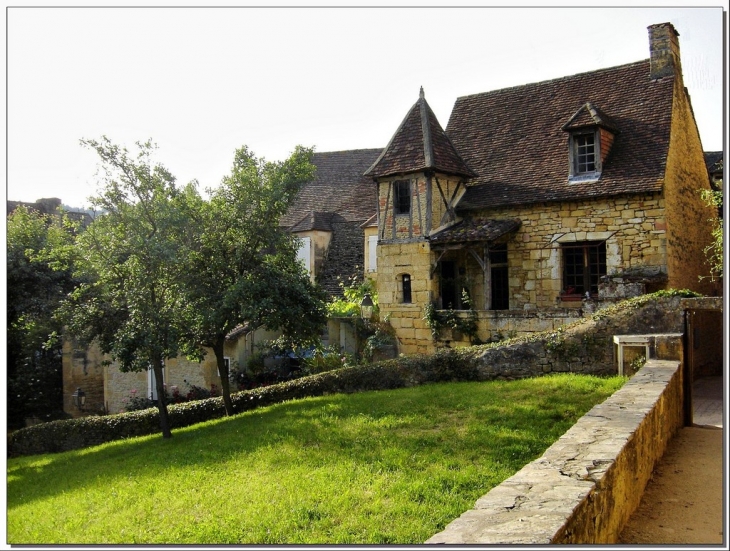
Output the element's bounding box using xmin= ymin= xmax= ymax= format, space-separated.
xmin=213 ymin=338 xmax=235 ymax=416
xmin=152 ymin=356 xmax=172 ymax=438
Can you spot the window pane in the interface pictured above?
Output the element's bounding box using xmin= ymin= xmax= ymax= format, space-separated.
xmin=394 ymin=180 xmax=411 ymax=214
xmin=574 ymin=134 xmax=596 ymax=174
xmin=491 ymin=265 xmax=509 ymax=310
xmin=562 ymin=241 xmax=606 ymax=296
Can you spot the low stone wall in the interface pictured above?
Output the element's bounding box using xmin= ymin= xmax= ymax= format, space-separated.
xmin=426 ymin=358 xmax=685 ymax=544
xmin=462 ymin=294 xmax=720 ymax=381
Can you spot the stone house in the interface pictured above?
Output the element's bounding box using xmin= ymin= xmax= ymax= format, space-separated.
xmin=366 ymin=23 xmax=718 ymax=355
xmin=62 ymin=22 xmax=718 ymax=416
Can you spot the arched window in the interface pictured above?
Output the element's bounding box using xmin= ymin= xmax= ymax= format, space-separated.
xmin=401 ymin=274 xmax=412 ymax=304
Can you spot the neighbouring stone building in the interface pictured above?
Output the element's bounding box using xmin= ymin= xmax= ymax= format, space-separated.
xmin=365 ymin=22 xmax=718 ymax=355
xmin=63 ymin=150 xmax=383 ymax=416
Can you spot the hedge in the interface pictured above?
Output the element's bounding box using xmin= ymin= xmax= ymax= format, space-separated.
xmin=7 ymin=347 xmax=478 ymax=458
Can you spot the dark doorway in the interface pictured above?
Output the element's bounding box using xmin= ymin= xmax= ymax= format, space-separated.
xmin=684 ymin=308 xmax=723 ymax=426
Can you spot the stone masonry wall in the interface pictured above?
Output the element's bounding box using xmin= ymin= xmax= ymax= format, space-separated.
xmin=476 ymin=193 xmax=669 ymax=310
xmin=62 ymin=337 xmax=106 ymax=417
xmin=377 ymin=240 xmax=435 ymax=355
xmin=427 ymin=358 xmax=685 ymax=544
xmin=375 ymin=190 xmax=682 ymax=354
xmin=663 ymin=74 xmax=717 ymax=295
xmin=64 ymin=339 xmax=224 ymax=415
xmin=465 ymin=295 xmax=694 ymax=380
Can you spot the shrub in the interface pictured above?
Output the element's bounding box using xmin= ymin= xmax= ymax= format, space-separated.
xmin=8 ymin=347 xmax=477 ymax=458
xmin=8 ymin=291 xmax=696 ymax=458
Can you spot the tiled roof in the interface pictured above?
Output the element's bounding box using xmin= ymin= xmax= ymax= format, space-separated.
xmin=316 ymin=217 xmax=365 ymax=298
xmin=289 ymin=211 xmax=336 ymax=233
xmin=364 ymin=88 xmax=476 ymax=179
xmin=281 ymin=148 xmax=382 ymax=228
xmin=429 ymin=218 xmax=522 ymax=245
xmin=446 ymin=60 xmax=674 ymax=210
xmin=704 ymin=151 xmax=723 ymax=175
xmin=360 ymin=213 xmax=378 ymax=229
xmin=562 ymin=102 xmax=618 ymax=132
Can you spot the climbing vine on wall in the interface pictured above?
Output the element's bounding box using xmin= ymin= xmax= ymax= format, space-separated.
xmin=423 ymin=293 xmax=481 ymax=344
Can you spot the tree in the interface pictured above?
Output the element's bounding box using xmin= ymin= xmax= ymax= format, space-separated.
xmin=7 ymin=206 xmax=79 ymax=429
xmin=701 ymin=185 xmax=723 ymax=281
xmin=179 ymin=146 xmax=328 ymax=416
xmin=59 ymin=137 xmax=189 ymax=438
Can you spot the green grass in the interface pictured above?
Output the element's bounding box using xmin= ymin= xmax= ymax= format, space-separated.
xmin=7 ymin=373 xmax=624 ymax=544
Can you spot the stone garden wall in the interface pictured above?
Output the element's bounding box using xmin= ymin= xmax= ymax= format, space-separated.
xmin=427 ymin=358 xmax=685 ymax=544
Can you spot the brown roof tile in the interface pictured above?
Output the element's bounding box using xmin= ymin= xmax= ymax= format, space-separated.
xmin=446 ymin=60 xmax=674 ymax=210
xmin=429 ymin=218 xmax=522 ymax=245
xmin=365 ymin=88 xmax=476 ymax=179
xmin=562 ymin=102 xmax=619 ymax=132
xmin=281 ymin=148 xmax=382 ymax=228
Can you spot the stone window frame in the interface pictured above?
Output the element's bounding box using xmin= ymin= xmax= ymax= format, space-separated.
xmin=560 ymin=240 xmax=607 ymax=299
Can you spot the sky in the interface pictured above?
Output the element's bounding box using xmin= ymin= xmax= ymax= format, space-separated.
xmin=5 ymin=4 xmax=727 ymax=209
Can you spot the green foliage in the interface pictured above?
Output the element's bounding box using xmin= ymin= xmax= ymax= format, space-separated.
xmin=7 ymin=375 xmax=624 ymax=544
xmin=300 ymin=345 xmax=355 ymax=374
xmin=58 ymin=137 xmax=190 ymax=437
xmin=9 ymin=347 xmax=481 ymax=457
xmin=363 ymin=320 xmax=398 ymax=362
xmin=589 ymin=288 xmax=701 ymax=321
xmin=6 ymin=206 xmax=81 ymax=428
xmin=423 ymin=291 xmax=481 ymax=344
xmin=177 ymin=145 xmax=326 ymax=415
xmin=544 ymin=327 xmax=580 ymax=360
xmin=629 ymin=355 xmax=647 ymax=373
xmin=327 ymin=276 xmax=378 ymax=317
xmin=701 ymin=186 xmax=723 ymax=280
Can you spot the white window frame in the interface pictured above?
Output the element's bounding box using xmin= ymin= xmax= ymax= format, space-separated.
xmin=368 ymin=235 xmax=378 ymax=272
xmin=217 ymin=356 xmax=231 ymax=377
xmin=147 ymin=365 xmax=165 ymax=401
xmin=296 ymin=236 xmax=312 ymax=276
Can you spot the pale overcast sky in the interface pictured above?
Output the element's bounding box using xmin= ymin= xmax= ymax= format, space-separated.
xmin=5 ymin=4 xmax=727 ymax=208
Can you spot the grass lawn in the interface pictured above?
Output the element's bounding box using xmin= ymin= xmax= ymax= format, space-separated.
xmin=7 ymin=373 xmax=624 ymax=544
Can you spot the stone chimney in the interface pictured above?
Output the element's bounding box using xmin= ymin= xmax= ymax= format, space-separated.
xmin=648 ymin=22 xmax=682 ymax=80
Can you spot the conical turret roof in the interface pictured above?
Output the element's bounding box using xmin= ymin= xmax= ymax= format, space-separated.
xmin=364 ymin=87 xmax=476 ymax=179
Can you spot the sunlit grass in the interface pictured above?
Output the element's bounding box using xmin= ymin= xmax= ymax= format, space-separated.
xmin=7 ymin=373 xmax=624 ymax=544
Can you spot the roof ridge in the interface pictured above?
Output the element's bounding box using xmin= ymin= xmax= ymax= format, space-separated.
xmin=419 ymin=87 xmax=435 ymax=168
xmin=453 ymin=59 xmax=651 ymax=103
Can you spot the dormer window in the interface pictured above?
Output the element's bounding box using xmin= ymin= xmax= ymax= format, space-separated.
xmin=569 ymin=130 xmax=601 ymax=181
xmin=562 ymin=102 xmax=618 ymax=184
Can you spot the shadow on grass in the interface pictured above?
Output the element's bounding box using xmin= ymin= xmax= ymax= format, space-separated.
xmin=7 ymin=377 xmax=620 ymax=514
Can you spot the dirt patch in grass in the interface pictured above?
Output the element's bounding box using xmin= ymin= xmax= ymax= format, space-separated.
xmin=618 ymin=425 xmax=724 ymax=544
